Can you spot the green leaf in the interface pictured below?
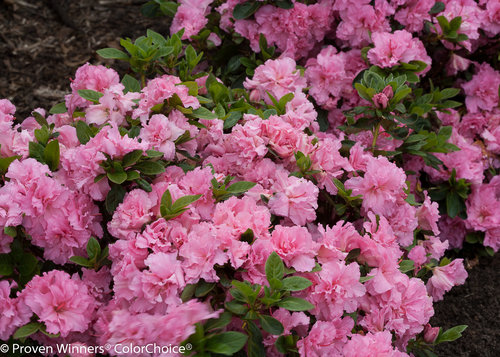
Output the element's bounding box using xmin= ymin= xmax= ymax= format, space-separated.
xmin=0 ymin=155 xmax=21 ymax=174
xmin=399 ymin=259 xmax=415 ymax=273
xmin=126 ymin=170 xmax=140 ymax=181
xmin=429 ymin=1 xmax=445 ymax=15
xmin=70 ymin=256 xmax=93 ymax=267
xmin=436 ymin=325 xmax=467 ymax=344
xmin=446 ymin=192 xmax=462 ymax=218
xmin=437 ymin=15 xmax=450 ymax=33
xmin=122 ymin=74 xmax=141 ymax=93
xmin=105 ymin=184 xmax=126 ymax=214
xmin=191 ymin=107 xmax=218 ymax=119
xmin=225 ymin=300 xmax=249 ymax=315
xmin=171 ymin=194 xmax=202 ymax=211
xmin=449 ymin=16 xmax=462 ymax=32
xmin=132 ymin=161 xmax=165 ymax=175
xmin=227 ymin=181 xmax=257 ymax=193
xmin=246 ymin=320 xmax=265 ymax=357
xmin=77 ymin=89 xmax=104 ymax=104
xmin=265 ymin=252 xmax=284 ymax=283
xmin=233 ymin=1 xmax=261 ymax=20
xmin=32 ymin=110 xmax=48 ymax=126
xmin=0 ymin=254 xmax=13 ymax=276
xmin=205 ymin=332 xmax=248 ymax=355
xmin=205 ymin=312 xmax=233 ymax=331
xmin=195 ymin=280 xmax=216 ymax=297
xmin=135 ymin=178 xmax=152 ymax=192
xmin=29 ymin=141 xmax=46 ymax=163
xmin=181 ymin=284 xmax=196 ymax=302
xmin=97 ymin=48 xmax=129 ymax=60
xmin=44 ymin=140 xmax=60 ymax=171
xmin=107 ymin=170 xmax=127 ymax=184
xmin=49 ymin=102 xmax=67 ymax=114
xmin=86 ymin=237 xmax=101 ymax=260
xmin=3 ymin=226 xmax=16 ymax=238
xmin=122 ymin=150 xmax=144 ymax=167
xmin=14 ymin=323 xmax=43 ymax=339
xmin=76 ymin=120 xmax=93 ymax=145
xmin=281 ymin=276 xmax=312 ymax=291
xmin=276 ymin=297 xmax=315 ymax=311
xmin=224 ymin=111 xmax=243 ymax=130
xmin=146 ymin=150 xmax=164 ymax=158
xmin=259 ymin=315 xmax=284 ymax=335
xmin=275 ymin=0 xmax=294 ymax=10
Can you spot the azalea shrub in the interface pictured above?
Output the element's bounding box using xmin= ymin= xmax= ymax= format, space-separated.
xmin=1 ymin=0 xmax=499 ymax=356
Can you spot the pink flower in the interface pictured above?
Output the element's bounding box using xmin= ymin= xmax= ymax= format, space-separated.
xmin=416 ymin=192 xmax=441 ymax=235
xmin=140 ymin=114 xmax=185 ymax=160
xmin=462 ymin=63 xmax=500 ymax=113
xmin=170 ymin=0 xmax=213 ymax=39
xmin=345 ymin=156 xmax=407 ymax=213
xmin=269 ymin=170 xmax=319 ymax=226
xmin=368 ymin=30 xmax=431 ymax=72
xmin=133 ymin=75 xmax=200 ymax=123
xmin=305 ymin=47 xmax=366 ymax=109
xmin=446 ymin=53 xmax=472 ymax=76
xmin=108 ymin=189 xmax=155 ymax=240
xmin=244 ymin=58 xmax=306 ymax=104
xmin=408 ymin=245 xmax=427 ymax=268
xmin=297 ymin=318 xmax=354 ymax=357
xmin=395 ymin=0 xmax=434 ymax=33
xmin=179 ymin=222 xmax=228 ymax=283
xmin=343 ymin=330 xmax=409 ymax=357
xmin=307 ymin=260 xmax=366 ymax=320
xmin=427 ymin=259 xmax=468 ymax=301
xmin=21 ymin=270 xmax=96 ymax=337
xmin=141 ymin=252 xmax=185 ymax=308
xmin=482 ymin=0 xmax=500 ymax=36
xmin=65 ymin=63 xmax=120 ymax=114
xmin=0 ymin=281 xmax=31 ymax=340
xmin=269 ymin=225 xmax=317 ymax=272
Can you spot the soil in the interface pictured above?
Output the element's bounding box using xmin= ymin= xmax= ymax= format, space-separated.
xmin=0 ymin=1 xmax=499 ymax=357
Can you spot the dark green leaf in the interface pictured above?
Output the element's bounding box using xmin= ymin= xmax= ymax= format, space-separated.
xmin=195 ymin=281 xmax=216 ymax=297
xmin=14 ymin=323 xmax=43 ymax=339
xmin=132 ymin=161 xmax=165 ymax=175
xmin=436 ymin=325 xmax=467 ymax=344
xmin=429 ymin=2 xmax=445 ymax=15
xmin=281 ymin=276 xmax=312 ymax=291
xmin=399 ymin=259 xmax=415 ymax=273
xmin=276 ymin=297 xmax=315 ymax=311
xmin=29 ymin=142 xmax=45 ymax=163
xmin=86 ymin=237 xmax=101 ymax=260
xmin=122 ymin=74 xmax=141 ymax=93
xmin=0 ymin=254 xmax=13 ymax=276
xmin=205 ymin=332 xmax=248 ymax=355
xmin=275 ymin=0 xmax=294 ymax=10
xmin=49 ymin=102 xmax=67 ymax=114
xmin=171 ymin=194 xmax=202 ymax=211
xmin=107 ymin=170 xmax=127 ymax=184
xmin=265 ymin=252 xmax=284 ymax=283
xmin=122 ymin=150 xmax=144 ymax=167
xmin=105 ymin=184 xmax=126 ymax=214
xmin=191 ymin=107 xmax=218 ymax=119
xmin=77 ymin=89 xmax=104 ymax=104
xmin=76 ymin=120 xmax=94 ymax=145
xmin=227 ymin=181 xmax=257 ymax=193
xmin=44 ymin=140 xmax=60 ymax=171
xmin=70 ymin=256 xmax=93 ymax=267
xmin=181 ymin=284 xmax=196 ymax=302
xmin=205 ymin=312 xmax=233 ymax=331
xmin=233 ymin=2 xmax=261 ymax=20
xmin=97 ymin=48 xmax=129 ymax=60
xmin=259 ymin=315 xmax=284 ymax=335
xmin=0 ymin=155 xmax=20 ymax=174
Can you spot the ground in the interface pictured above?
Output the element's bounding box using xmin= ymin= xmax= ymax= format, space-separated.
xmin=0 ymin=1 xmax=499 ymax=356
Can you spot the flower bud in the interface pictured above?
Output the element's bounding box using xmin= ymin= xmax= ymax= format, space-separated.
xmin=423 ymin=324 xmax=440 ymax=343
